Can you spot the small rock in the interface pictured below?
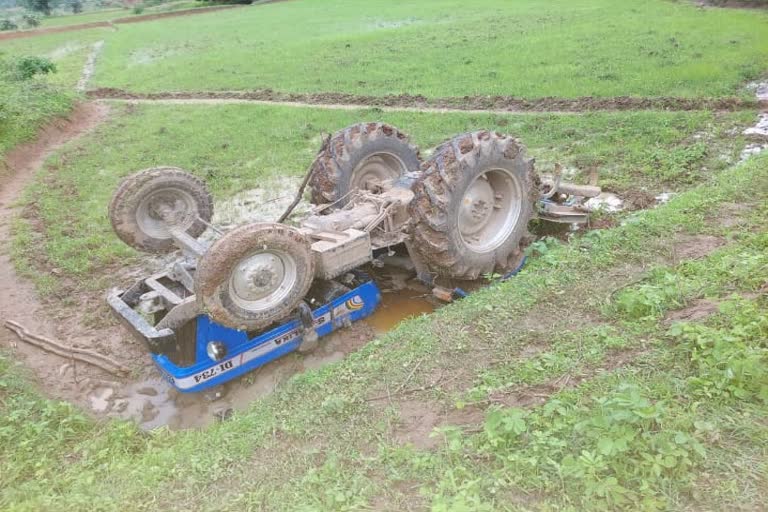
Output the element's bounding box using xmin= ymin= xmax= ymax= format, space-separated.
xmin=655 ymin=192 xmax=676 ymax=205
xmin=743 ymin=113 xmax=768 ymax=138
xmin=740 ymin=143 xmax=768 ymax=162
xmin=137 ymin=386 xmax=158 ymax=397
xmin=141 ymin=401 xmax=158 ymax=423
xmin=113 ymin=399 xmax=129 ymax=413
xmin=584 ymin=192 xmax=624 ymax=213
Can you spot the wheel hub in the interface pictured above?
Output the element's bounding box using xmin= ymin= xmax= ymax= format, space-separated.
xmin=228 ymin=250 xmax=298 ymax=312
xmin=232 ymin=253 xmax=285 ymax=302
xmin=351 ymin=152 xmax=406 ymax=192
xmin=459 ymin=178 xmax=494 ymax=236
xmin=136 ymin=188 xmax=196 ymax=239
xmin=457 ymin=169 xmax=523 ymax=253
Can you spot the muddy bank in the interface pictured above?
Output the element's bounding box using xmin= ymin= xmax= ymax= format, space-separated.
xmin=0 ymin=5 xmax=241 ymax=41
xmin=0 ymin=102 xmax=123 ymax=409
xmin=87 ymin=88 xmax=764 ymax=113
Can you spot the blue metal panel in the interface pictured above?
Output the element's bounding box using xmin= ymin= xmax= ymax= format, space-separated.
xmin=151 ymin=280 xmax=381 ymax=393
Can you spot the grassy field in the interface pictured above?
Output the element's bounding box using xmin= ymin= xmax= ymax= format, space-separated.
xmin=3 ymin=149 xmax=766 ymax=511
xmin=5 ymin=0 xmax=768 ymax=99
xmin=1 ymin=0 xmax=767 ymax=510
xmin=86 ymin=0 xmax=768 ymax=98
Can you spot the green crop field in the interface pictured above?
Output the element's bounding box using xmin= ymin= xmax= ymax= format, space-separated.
xmin=1 ymin=0 xmax=767 ymax=510
xmin=88 ymin=0 xmax=768 ymax=98
xmin=6 ymin=0 xmax=768 ymax=98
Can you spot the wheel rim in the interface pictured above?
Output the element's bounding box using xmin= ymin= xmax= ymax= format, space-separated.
xmin=458 ymin=168 xmax=523 ymax=253
xmin=350 ymin=152 xmax=406 ymax=192
xmin=228 ymin=250 xmax=298 ymax=313
xmin=136 ymin=187 xmax=198 ymax=240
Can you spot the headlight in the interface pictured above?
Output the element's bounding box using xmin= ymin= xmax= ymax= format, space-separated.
xmin=206 ymin=341 xmax=227 ymax=361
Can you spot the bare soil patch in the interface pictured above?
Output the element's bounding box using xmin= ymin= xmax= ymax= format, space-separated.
xmin=394 ymin=399 xmax=485 ymax=449
xmin=488 ymin=347 xmax=648 ymax=409
xmin=715 ymin=202 xmax=753 ymax=228
xmin=87 ymin=88 xmax=765 ymax=113
xmin=664 ymin=299 xmax=720 ymax=324
xmin=672 ymin=234 xmax=726 ymax=261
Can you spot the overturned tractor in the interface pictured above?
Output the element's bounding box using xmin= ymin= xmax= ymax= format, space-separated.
xmin=108 ymin=124 xmax=598 ymax=392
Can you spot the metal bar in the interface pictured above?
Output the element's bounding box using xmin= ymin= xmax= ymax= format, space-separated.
xmin=169 ymin=227 xmax=209 ymax=258
xmin=556 ymin=182 xmax=602 ymax=198
xmin=145 ymin=275 xmax=184 ymax=306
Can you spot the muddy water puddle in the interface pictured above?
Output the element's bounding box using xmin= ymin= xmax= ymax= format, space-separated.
xmin=367 ymin=291 xmax=436 ymax=335
xmin=92 ymin=267 xmax=437 ymax=430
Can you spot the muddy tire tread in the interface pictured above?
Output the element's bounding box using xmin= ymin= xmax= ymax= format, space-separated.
xmin=109 ymin=167 xmax=213 ymax=253
xmin=408 ymin=131 xmax=539 ymax=280
xmin=308 ymin=122 xmax=420 ymax=205
xmin=195 ymin=222 xmax=315 ymax=331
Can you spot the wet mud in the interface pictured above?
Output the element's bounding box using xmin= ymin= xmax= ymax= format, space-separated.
xmin=90 ymin=265 xmax=436 ymax=431
xmin=0 ymin=103 xmax=119 ymax=411
xmin=87 ymin=88 xmax=764 ymax=113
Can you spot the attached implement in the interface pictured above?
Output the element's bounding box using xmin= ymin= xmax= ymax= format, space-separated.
xmin=107 ymin=124 xmax=598 ymax=392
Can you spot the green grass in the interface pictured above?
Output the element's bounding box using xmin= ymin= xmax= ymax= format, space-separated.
xmin=82 ymin=0 xmax=768 ymax=98
xmin=0 ymin=55 xmax=73 ymax=166
xmin=2 ymin=145 xmax=766 ymax=512
xmin=11 ymin=102 xmax=753 ymax=298
xmin=0 ymin=28 xmax=110 ymax=88
xmin=1 ymin=1 xmax=767 ymax=509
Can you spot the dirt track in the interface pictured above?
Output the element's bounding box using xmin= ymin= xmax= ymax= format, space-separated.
xmin=0 ymin=102 xmax=122 ymax=405
xmin=87 ymin=88 xmax=765 ymax=113
xmin=0 ymin=5 xmax=240 ymax=41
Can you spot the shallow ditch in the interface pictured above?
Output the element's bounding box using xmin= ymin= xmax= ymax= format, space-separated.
xmin=86 ymin=264 xmax=438 ymax=430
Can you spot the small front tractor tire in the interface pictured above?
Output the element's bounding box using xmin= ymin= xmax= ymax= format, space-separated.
xmin=408 ymin=131 xmax=537 ymax=280
xmin=195 ymin=222 xmax=315 ymax=331
xmin=308 ymin=122 xmax=420 ymax=207
xmin=109 ymin=167 xmax=213 ymax=253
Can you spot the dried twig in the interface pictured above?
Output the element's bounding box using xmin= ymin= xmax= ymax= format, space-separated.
xmin=366 ymin=369 xmax=444 ymax=402
xmin=393 ymin=357 xmax=423 ymax=395
xmin=4 ymin=320 xmax=129 ymax=376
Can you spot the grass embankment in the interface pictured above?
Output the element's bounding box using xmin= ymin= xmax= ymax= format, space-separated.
xmin=10 ymin=103 xmax=752 ymax=298
xmin=2 ymin=145 xmax=766 ymax=511
xmin=0 ymin=55 xmax=73 ymax=169
xmin=89 ymin=0 xmax=768 ymax=97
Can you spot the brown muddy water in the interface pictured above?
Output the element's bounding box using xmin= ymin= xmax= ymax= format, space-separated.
xmin=93 ymin=268 xmax=438 ymax=430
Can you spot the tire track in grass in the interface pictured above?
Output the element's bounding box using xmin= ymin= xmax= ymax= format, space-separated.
xmin=75 ymin=40 xmax=104 ymax=93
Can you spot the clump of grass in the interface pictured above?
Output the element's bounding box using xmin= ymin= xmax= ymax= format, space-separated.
xmin=0 ymin=53 xmax=72 ymax=162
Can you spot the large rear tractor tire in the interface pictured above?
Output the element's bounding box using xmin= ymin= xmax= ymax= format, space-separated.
xmin=195 ymin=222 xmax=315 ymax=331
xmin=408 ymin=131 xmax=537 ymax=280
xmin=308 ymin=122 xmax=420 ymax=207
xmin=109 ymin=167 xmax=213 ymax=253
